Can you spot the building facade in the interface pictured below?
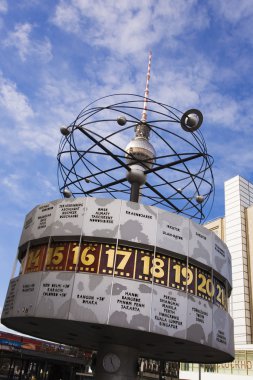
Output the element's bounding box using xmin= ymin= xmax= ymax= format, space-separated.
xmin=181 ymin=175 xmax=253 ymax=379
xmin=206 ymin=175 xmax=253 ymax=345
xmin=180 ymin=176 xmax=253 ymax=380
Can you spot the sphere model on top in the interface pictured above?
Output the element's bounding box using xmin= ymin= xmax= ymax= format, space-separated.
xmin=57 ymin=93 xmax=214 ymax=223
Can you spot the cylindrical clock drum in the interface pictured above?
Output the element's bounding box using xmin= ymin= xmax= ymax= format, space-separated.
xmin=2 ymin=196 xmax=234 ymax=373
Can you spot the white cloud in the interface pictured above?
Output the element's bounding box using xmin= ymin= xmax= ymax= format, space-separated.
xmin=39 ymin=75 xmax=88 ymax=112
xmin=209 ymin=138 xmax=253 ymax=191
xmin=52 ymin=1 xmax=81 ymax=33
xmin=2 ymin=174 xmax=23 ymax=198
xmin=209 ymin=0 xmax=253 ymax=47
xmin=52 ymin=0 xmax=210 ymax=55
xmin=0 ymin=171 xmax=42 ymax=207
xmin=7 ymin=23 xmax=31 ymax=60
xmin=36 ymin=172 xmax=57 ymax=194
xmin=0 ymin=72 xmax=85 ymax=158
xmin=203 ymin=94 xmax=240 ymax=128
xmin=0 ymin=0 xmax=7 ymax=13
xmin=4 ymin=23 xmax=52 ymax=62
xmin=0 ymin=74 xmax=34 ymax=122
xmin=211 ymin=0 xmax=253 ymax=23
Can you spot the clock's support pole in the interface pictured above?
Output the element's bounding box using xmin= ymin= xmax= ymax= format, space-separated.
xmin=130 ymin=182 xmax=140 ymax=203
xmin=95 ymin=344 xmax=138 ymax=380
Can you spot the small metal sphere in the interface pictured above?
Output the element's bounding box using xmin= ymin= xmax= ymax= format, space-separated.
xmin=60 ymin=127 xmax=70 ymax=136
xmin=63 ymin=188 xmax=72 ymax=198
xmin=126 ymin=164 xmax=146 ymax=185
xmin=186 ymin=113 xmax=199 ymax=128
xmin=196 ymin=195 xmax=204 ymax=204
xmin=117 ymin=116 xmax=127 ymax=126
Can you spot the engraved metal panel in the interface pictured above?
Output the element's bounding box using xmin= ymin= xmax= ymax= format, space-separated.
xmin=109 ymin=277 xmax=152 ymax=331
xmin=156 ymin=210 xmax=189 ymax=256
xmin=151 ymin=286 xmax=187 ymax=339
xmin=212 ymin=234 xmax=230 ymax=283
xmin=19 ymin=206 xmax=38 ymax=247
xmin=212 ymin=304 xmax=233 ymax=354
xmin=186 ymin=295 xmax=213 ymax=346
xmin=188 ymin=221 xmax=213 ymax=267
xmin=13 ymin=273 xmax=43 ymax=317
xmin=82 ymin=198 xmax=121 ymax=239
xmin=119 ymin=201 xmax=157 ymax=245
xmin=69 ymin=273 xmax=112 ymax=324
xmin=1 ymin=278 xmax=19 ymax=319
xmin=35 ymin=271 xmax=74 ymax=319
xmin=31 ymin=201 xmax=59 ymax=240
xmin=51 ymin=198 xmax=86 ymax=237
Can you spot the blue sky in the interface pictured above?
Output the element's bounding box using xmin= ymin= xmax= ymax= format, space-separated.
xmin=1 ymin=0 xmax=253 ymax=334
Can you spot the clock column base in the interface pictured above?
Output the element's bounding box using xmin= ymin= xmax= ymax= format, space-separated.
xmin=95 ymin=344 xmax=138 ymax=380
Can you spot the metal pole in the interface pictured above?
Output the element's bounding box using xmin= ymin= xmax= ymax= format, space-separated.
xmin=199 ymin=364 xmax=201 ymax=380
xmin=130 ymin=183 xmax=140 ymax=203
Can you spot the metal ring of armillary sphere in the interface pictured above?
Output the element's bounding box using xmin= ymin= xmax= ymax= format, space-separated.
xmin=57 ymin=93 xmax=214 ymax=223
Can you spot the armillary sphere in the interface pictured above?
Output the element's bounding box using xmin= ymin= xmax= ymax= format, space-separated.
xmin=57 ymin=93 xmax=214 ymax=223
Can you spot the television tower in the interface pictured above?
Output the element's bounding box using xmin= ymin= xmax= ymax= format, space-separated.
xmin=125 ymin=51 xmax=156 ymax=202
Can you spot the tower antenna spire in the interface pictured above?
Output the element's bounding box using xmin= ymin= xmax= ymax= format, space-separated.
xmin=141 ymin=50 xmax=152 ymax=123
xmin=125 ymin=51 xmax=156 ymax=202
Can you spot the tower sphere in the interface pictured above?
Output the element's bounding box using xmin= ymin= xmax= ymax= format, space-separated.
xmin=125 ymin=136 xmax=156 ymax=170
